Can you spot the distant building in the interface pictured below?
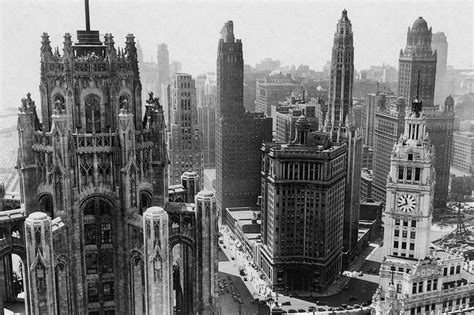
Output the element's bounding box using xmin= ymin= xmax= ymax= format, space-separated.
xmin=273 ymin=97 xmax=319 ymax=143
xmin=215 ymin=21 xmax=272 ymax=222
xmin=225 ymin=207 xmax=261 ymax=258
xmin=362 ymin=145 xmax=374 ymax=170
xmin=136 ymin=41 xmax=157 ymax=108
xmin=256 ymin=76 xmax=298 ymax=116
xmin=373 ymin=97 xmax=406 ymax=202
xmin=168 ymin=73 xmax=203 ymax=186
xmin=197 ymin=73 xmax=217 ymax=167
xmin=169 ymin=60 xmax=182 ymax=78
xmin=157 ymin=43 xmax=169 ymax=99
xmin=360 ymin=64 xmax=398 ymax=83
xmin=432 ymin=32 xmax=448 ymax=105
xmin=360 ymin=168 xmax=374 ymax=201
xmin=361 ymin=90 xmax=397 ymax=147
xmin=255 ymin=58 xmax=281 ymax=72
xmin=260 ymin=118 xmax=347 ymax=292
xmin=452 ymin=131 xmax=474 ymax=175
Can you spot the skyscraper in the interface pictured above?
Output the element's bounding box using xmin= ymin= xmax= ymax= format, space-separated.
xmin=215 ymin=21 xmax=272 ymax=221
xmin=324 ymin=9 xmax=362 ymax=259
xmin=157 ymin=43 xmax=170 ymax=99
xmin=398 ymin=17 xmax=454 ymax=210
xmin=432 ymin=32 xmax=448 ymax=106
xmin=260 ymin=118 xmax=347 ymax=292
xmin=168 ymin=73 xmax=203 ymax=186
xmin=398 ymin=17 xmax=437 ymax=108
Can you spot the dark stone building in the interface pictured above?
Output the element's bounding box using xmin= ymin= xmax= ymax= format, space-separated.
xmin=215 ymin=21 xmax=272 ymax=222
xmin=5 ymin=7 xmax=219 ymax=314
xmin=260 ymin=118 xmax=347 ymax=291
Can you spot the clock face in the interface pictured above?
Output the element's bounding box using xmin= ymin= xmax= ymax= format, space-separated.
xmin=397 ymin=194 xmax=416 ymax=213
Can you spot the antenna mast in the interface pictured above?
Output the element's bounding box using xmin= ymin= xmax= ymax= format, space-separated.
xmin=85 ymin=0 xmax=90 ymax=31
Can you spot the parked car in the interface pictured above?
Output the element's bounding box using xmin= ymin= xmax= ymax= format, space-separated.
xmin=282 ymin=301 xmax=291 ymax=306
xmin=359 ymin=271 xmax=364 ymax=276
xmin=288 ymin=310 xmax=297 ymax=313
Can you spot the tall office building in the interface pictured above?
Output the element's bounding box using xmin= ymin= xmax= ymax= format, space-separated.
xmin=215 ymin=21 xmax=272 ymax=221
xmin=432 ymin=32 xmax=448 ymax=106
xmin=197 ymin=73 xmax=217 ymax=167
xmin=398 ymin=17 xmax=454 ymax=210
xmin=157 ymin=43 xmax=170 ymax=99
xmin=168 ymin=73 xmax=203 ymax=186
xmin=260 ymin=118 xmax=347 ymax=291
xmin=372 ymin=98 xmax=407 ymax=202
xmin=372 ymin=92 xmax=473 ymax=315
xmin=323 ymin=10 xmax=362 ymax=258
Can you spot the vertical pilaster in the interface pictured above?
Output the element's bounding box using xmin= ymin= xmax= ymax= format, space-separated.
xmin=181 ymin=171 xmax=200 ymax=203
xmin=143 ymin=207 xmax=170 ymax=315
xmin=195 ymin=190 xmax=219 ymax=314
xmin=25 ymin=212 xmax=57 ymax=315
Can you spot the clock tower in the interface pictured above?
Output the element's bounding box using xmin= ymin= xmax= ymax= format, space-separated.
xmin=382 ymin=86 xmax=435 ymax=261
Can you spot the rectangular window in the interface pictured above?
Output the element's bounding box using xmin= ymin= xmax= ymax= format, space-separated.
xmin=425 ymin=305 xmax=430 ymax=312
xmin=410 ymin=231 xmax=416 ymax=239
xmin=411 ymin=220 xmax=417 ymax=228
xmin=101 ymin=223 xmax=112 ymax=244
xmin=433 ymin=279 xmax=438 ymax=290
xmin=397 ymin=283 xmax=402 ymax=293
xmin=86 ymin=253 xmax=98 ymax=274
xmin=406 ymin=167 xmax=412 ymax=180
xmin=85 ymin=224 xmax=96 ymax=245
xmin=88 ymin=281 xmax=99 ymax=302
xmin=402 ymin=230 xmax=408 ymax=238
xmin=394 ymin=241 xmax=399 ymax=248
xmin=403 ymin=220 xmax=408 ymax=227
xmin=395 ymin=229 xmax=400 ymax=237
xmin=101 ymin=251 xmax=114 ymax=273
xmin=410 ymin=243 xmax=415 ymax=250
xmin=418 ymin=281 xmax=423 ymax=293
xmin=103 ymin=281 xmax=115 ymax=301
xmin=456 ymin=265 xmax=461 ymax=274
xmin=427 ymin=279 xmax=432 ymax=291
xmin=412 ymin=282 xmax=417 ymax=294
xmin=395 ymin=219 xmax=400 ymax=226
xmin=402 ymin=242 xmax=407 ymax=249
xmin=415 ymin=168 xmax=421 ymax=181
xmin=444 ymin=268 xmax=448 ymax=276
xmin=398 ymin=166 xmax=404 ymax=180
xmin=450 ymin=266 xmax=455 ymax=275
xmin=408 ymin=153 xmax=413 ymax=161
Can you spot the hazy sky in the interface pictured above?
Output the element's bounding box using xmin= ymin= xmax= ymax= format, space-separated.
xmin=1 ymin=0 xmax=473 ymax=109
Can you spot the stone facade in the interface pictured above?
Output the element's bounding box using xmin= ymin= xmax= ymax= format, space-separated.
xmin=11 ymin=19 xmax=218 ymax=314
xmin=260 ymin=117 xmax=347 ymax=292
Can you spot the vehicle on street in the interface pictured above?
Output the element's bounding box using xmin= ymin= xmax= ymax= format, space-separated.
xmin=282 ymin=301 xmax=291 ymax=306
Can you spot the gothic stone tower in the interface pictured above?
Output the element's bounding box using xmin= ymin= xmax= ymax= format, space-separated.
xmin=17 ymin=12 xmax=168 ymax=314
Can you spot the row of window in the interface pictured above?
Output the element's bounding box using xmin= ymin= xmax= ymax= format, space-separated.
xmin=393 ymin=241 xmax=415 ymax=251
xmin=87 ymin=280 xmax=114 ymax=303
xmin=394 ymin=229 xmax=416 ymax=239
xmin=395 ymin=219 xmax=417 ymax=227
xmin=398 ymin=166 xmax=422 ymax=182
xmin=412 ymin=279 xmax=438 ymax=294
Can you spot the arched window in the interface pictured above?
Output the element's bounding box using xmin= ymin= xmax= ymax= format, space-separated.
xmin=84 ymin=94 xmax=101 ymax=132
xmin=38 ymin=194 xmax=54 ymax=218
xmin=139 ymin=191 xmax=152 ymax=215
xmin=53 ymin=94 xmax=65 ymax=111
